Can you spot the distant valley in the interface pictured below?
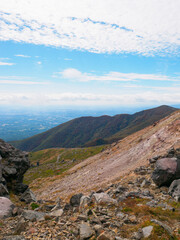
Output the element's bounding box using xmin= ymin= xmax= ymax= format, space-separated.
xmin=0 ymin=108 xmax=124 ymax=142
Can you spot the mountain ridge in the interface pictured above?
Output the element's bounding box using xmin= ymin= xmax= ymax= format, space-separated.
xmin=11 ymin=105 xmax=178 ymax=151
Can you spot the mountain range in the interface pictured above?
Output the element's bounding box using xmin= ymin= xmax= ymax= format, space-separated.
xmin=11 ymin=105 xmax=177 ymax=152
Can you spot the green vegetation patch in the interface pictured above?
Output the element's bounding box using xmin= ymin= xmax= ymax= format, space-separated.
xmin=31 ymin=202 xmax=39 ymax=210
xmin=24 ymin=145 xmax=106 ymax=185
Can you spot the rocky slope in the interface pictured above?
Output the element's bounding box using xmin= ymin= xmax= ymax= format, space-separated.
xmin=31 ymin=110 xmax=180 ymax=201
xmin=11 ymin=105 xmax=177 ymax=151
xmin=0 ymin=147 xmax=179 ymax=239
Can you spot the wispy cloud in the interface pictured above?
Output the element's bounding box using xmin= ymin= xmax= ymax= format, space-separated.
xmin=0 ymin=76 xmax=48 ymax=85
xmin=0 ymin=61 xmax=14 ymax=66
xmin=15 ymin=54 xmax=31 ymax=58
xmin=56 ymin=68 xmax=180 ymax=82
xmin=0 ymin=0 xmax=180 ymax=55
xmin=64 ymin=58 xmax=72 ymax=61
xmin=0 ymin=80 xmax=48 ymax=85
xmin=37 ymin=61 xmax=42 ymax=65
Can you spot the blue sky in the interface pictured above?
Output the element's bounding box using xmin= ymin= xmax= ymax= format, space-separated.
xmin=0 ymin=0 xmax=180 ymax=109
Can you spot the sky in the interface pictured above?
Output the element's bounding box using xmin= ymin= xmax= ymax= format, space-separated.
xmin=0 ymin=0 xmax=180 ymax=109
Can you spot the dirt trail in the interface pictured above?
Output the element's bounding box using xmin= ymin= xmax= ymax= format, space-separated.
xmin=32 ymin=111 xmax=180 ymax=200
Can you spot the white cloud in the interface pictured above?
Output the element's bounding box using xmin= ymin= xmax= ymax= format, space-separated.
xmin=15 ymin=54 xmax=31 ymax=58
xmin=37 ymin=61 xmax=42 ymax=65
xmin=0 ymin=61 xmax=14 ymax=66
xmin=0 ymin=90 xmax=179 ymax=106
xmin=57 ymin=68 xmax=180 ymax=82
xmin=0 ymin=0 xmax=179 ymax=55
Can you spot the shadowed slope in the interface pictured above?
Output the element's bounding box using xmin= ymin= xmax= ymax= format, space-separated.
xmin=11 ymin=105 xmax=177 ymax=151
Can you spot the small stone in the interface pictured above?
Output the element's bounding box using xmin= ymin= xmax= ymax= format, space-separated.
xmin=0 ymin=197 xmax=14 ymax=219
xmin=77 ymin=214 xmax=88 ymax=221
xmin=20 ymin=188 xmax=36 ymax=203
xmin=133 ymin=228 xmax=143 ymax=240
xmin=93 ymin=224 xmax=103 ymax=235
xmin=92 ymin=193 xmax=117 ymax=206
xmin=168 ymin=179 xmax=180 ymax=201
xmin=141 ymin=179 xmax=151 ymax=188
xmin=116 ymin=212 xmax=125 ymax=219
xmin=79 ymin=223 xmax=94 ymax=239
xmin=50 ymin=209 xmax=63 ymax=217
xmin=13 ymin=219 xmax=27 ymax=235
xmin=97 ymin=232 xmax=111 ymax=240
xmin=142 ymin=226 xmax=153 ymax=238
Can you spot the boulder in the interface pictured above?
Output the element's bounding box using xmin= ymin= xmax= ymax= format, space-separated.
xmin=20 ymin=188 xmax=36 ymax=203
xmin=168 ymin=179 xmax=180 ymax=201
xmin=0 ymin=139 xmax=30 ymax=196
xmin=92 ymin=193 xmax=117 ymax=206
xmin=70 ymin=193 xmax=83 ymax=207
xmin=151 ymin=157 xmax=180 ymax=186
xmin=0 ymin=197 xmax=14 ymax=219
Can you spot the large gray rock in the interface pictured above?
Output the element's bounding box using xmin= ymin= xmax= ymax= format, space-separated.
xmin=92 ymin=192 xmax=117 ymax=206
xmin=0 ymin=139 xmax=30 ymax=196
xmin=70 ymin=193 xmax=83 ymax=207
xmin=0 ymin=197 xmax=14 ymax=219
xmin=20 ymin=188 xmax=36 ymax=203
xmin=22 ymin=210 xmax=46 ymax=221
xmin=151 ymin=157 xmax=180 ymax=186
xmin=168 ymin=179 xmax=180 ymax=201
xmin=142 ymin=226 xmax=153 ymax=238
xmin=79 ymin=223 xmax=94 ymax=239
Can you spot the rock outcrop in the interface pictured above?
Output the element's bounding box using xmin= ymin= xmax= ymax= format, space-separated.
xmin=0 ymin=139 xmax=30 ymax=196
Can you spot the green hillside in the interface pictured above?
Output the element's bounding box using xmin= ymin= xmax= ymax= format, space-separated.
xmin=24 ymin=145 xmax=106 ymax=185
xmin=11 ymin=105 xmax=177 ymax=151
